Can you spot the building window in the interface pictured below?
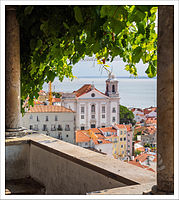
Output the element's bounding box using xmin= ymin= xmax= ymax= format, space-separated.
xmin=58 ymin=125 xmax=63 ymax=131
xmin=121 ymin=131 xmax=123 ymax=135
xmin=46 ymin=116 xmax=48 ymax=121
xmin=30 ymin=115 xmax=33 ymax=119
xmin=124 ymin=130 xmax=127 ymax=134
xmin=112 ymin=107 xmax=116 ymax=113
xmin=51 ymin=124 xmax=56 ymax=131
xmin=37 ymin=116 xmax=39 ymax=121
xmin=120 ymin=138 xmax=122 ymax=141
xmin=128 ymin=140 xmax=130 ymax=142
xmin=122 ymin=151 xmax=124 ymax=154
xmin=128 ymin=145 xmax=130 ymax=148
xmin=124 ymin=137 xmax=126 ymax=141
xmin=85 ymin=142 xmax=88 ymax=146
xmin=91 ymin=104 xmax=95 ymax=113
xmin=128 ymin=134 xmax=130 ymax=136
xmin=43 ymin=124 xmax=47 ymax=131
xmin=112 ymin=85 xmax=115 ymax=93
xmin=121 ymin=145 xmax=123 ymax=148
xmin=81 ymin=106 xmax=84 ymax=114
xmin=102 ymin=106 xmax=105 ymax=113
xmin=91 ymin=115 xmax=95 ymax=119
xmin=66 ymin=134 xmax=69 ymax=137
xmin=29 ymin=125 xmax=33 ymax=130
xmin=55 ymin=116 xmax=58 ymax=121
xmin=58 ymin=133 xmax=62 ymax=140
xmin=112 ymin=117 xmax=116 ymax=122
xmin=91 ymin=124 xmax=95 ymax=128
xmin=81 ymin=126 xmax=85 ymax=130
xmin=102 ymin=126 xmax=105 ymax=128
xmin=81 ymin=115 xmax=84 ymax=119
xmin=91 ymin=93 xmax=95 ymax=97
xmin=65 ymin=125 xmax=70 ymax=131
xmin=34 ymin=124 xmax=38 ymax=131
xmin=102 ymin=114 xmax=105 ymax=119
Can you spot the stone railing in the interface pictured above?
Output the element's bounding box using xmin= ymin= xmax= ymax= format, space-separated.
xmin=5 ymin=133 xmax=156 ymax=195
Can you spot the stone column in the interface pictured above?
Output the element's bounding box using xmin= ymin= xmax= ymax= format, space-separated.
xmin=157 ymin=6 xmax=174 ymax=193
xmin=5 ymin=6 xmax=21 ymax=130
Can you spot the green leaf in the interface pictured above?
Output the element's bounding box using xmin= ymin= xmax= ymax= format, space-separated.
xmin=30 ymin=39 xmax=36 ymax=50
xmin=74 ymin=6 xmax=83 ymax=24
xmin=132 ymin=46 xmax=143 ymax=63
xmin=24 ymin=6 xmax=34 ymax=16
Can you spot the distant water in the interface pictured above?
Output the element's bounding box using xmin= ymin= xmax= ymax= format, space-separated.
xmin=43 ymin=77 xmax=157 ymax=109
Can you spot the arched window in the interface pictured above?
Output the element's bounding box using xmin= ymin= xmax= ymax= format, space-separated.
xmin=91 ymin=104 xmax=95 ymax=113
xmin=112 ymin=84 xmax=115 ymax=93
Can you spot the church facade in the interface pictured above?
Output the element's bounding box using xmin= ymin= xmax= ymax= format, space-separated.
xmin=61 ymin=73 xmax=120 ymax=130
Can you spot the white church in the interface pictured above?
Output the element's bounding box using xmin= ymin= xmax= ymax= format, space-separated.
xmin=61 ymin=73 xmax=120 ymax=130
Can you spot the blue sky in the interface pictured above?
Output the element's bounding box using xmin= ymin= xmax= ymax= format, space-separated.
xmin=72 ymin=56 xmax=148 ymax=77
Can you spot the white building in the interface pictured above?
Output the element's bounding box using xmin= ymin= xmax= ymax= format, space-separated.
xmin=22 ymin=105 xmax=76 ymax=144
xmin=61 ymin=73 xmax=120 ymax=130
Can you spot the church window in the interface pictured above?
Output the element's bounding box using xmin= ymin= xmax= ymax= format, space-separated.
xmin=91 ymin=104 xmax=95 ymax=113
xmin=102 ymin=106 xmax=105 ymax=113
xmin=91 ymin=93 xmax=95 ymax=97
xmin=112 ymin=117 xmax=115 ymax=122
xmin=112 ymin=107 xmax=116 ymax=113
xmin=81 ymin=106 xmax=84 ymax=114
xmin=112 ymin=85 xmax=115 ymax=93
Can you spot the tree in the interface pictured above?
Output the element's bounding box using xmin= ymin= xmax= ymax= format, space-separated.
xmin=16 ymin=5 xmax=157 ymax=112
xmin=134 ymin=150 xmax=141 ymax=157
xmin=120 ymin=105 xmax=136 ymax=125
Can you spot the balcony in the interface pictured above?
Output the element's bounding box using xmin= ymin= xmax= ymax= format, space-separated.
xmin=5 ymin=132 xmax=156 ymax=195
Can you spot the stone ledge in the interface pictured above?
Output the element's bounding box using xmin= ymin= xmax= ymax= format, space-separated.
xmin=88 ymin=182 xmax=155 ymax=195
xmin=6 ymin=133 xmax=156 ymax=187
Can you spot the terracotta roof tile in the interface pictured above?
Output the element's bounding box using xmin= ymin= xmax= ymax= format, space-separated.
xmin=76 ymin=130 xmax=91 ymax=143
xmin=73 ymin=84 xmax=92 ymax=97
xmin=100 ymin=127 xmax=117 ymax=133
xmin=115 ymin=124 xmax=126 ymax=129
xmin=28 ymin=105 xmax=74 ymax=113
xmin=73 ymin=84 xmax=107 ymax=97
xmin=52 ymin=98 xmax=61 ymax=103
xmin=90 ymin=128 xmax=101 ymax=133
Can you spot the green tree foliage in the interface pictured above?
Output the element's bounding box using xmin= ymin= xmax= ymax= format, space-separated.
xmin=134 ymin=150 xmax=141 ymax=157
xmin=120 ymin=105 xmax=136 ymax=125
xmin=16 ymin=5 xmax=157 ymax=112
xmin=52 ymin=92 xmax=61 ymax=98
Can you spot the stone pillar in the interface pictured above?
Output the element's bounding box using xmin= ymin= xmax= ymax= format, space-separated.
xmin=157 ymin=6 xmax=174 ymax=193
xmin=5 ymin=6 xmax=21 ymax=130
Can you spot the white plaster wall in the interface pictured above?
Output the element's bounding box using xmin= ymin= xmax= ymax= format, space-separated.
xmin=30 ymin=144 xmax=126 ymax=194
xmin=22 ymin=112 xmax=75 ymax=144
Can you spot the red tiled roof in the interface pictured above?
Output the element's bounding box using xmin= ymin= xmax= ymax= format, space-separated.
xmin=90 ymin=128 xmax=101 ymax=133
xmin=136 ymin=147 xmax=145 ymax=152
xmin=52 ymin=98 xmax=61 ymax=103
xmin=100 ymin=127 xmax=117 ymax=133
xmin=128 ymin=161 xmax=155 ymax=172
xmin=73 ymin=84 xmax=107 ymax=97
xmin=28 ymin=105 xmax=74 ymax=113
xmin=92 ymin=139 xmax=111 ymax=145
xmin=125 ymin=124 xmax=132 ymax=131
xmin=115 ymin=124 xmax=126 ymax=129
xmin=73 ymin=84 xmax=92 ymax=97
xmin=76 ymin=130 xmax=91 ymax=143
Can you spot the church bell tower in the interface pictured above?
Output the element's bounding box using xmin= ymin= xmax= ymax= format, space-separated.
xmin=105 ymin=72 xmax=119 ymax=97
